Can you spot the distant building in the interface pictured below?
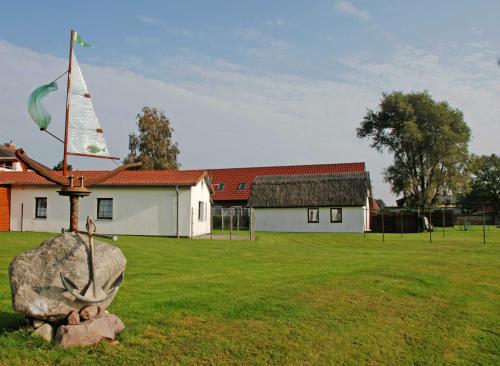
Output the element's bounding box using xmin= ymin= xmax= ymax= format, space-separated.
xmin=0 ymin=170 xmax=212 ymax=236
xmin=0 ymin=143 xmax=25 ymax=172
xmin=207 ymin=162 xmax=366 ymax=207
xmin=248 ymin=172 xmax=372 ymax=233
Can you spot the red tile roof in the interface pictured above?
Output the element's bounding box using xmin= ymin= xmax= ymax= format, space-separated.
xmin=207 ymin=162 xmax=365 ymax=202
xmin=0 ymin=170 xmax=208 ymax=187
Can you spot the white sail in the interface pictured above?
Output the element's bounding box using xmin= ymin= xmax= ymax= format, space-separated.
xmin=67 ymin=52 xmax=110 ymax=157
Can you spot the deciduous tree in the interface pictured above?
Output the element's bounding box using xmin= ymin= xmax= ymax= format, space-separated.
xmin=53 ymin=160 xmax=72 ymax=171
xmin=124 ymin=107 xmax=180 ymax=169
xmin=357 ymin=91 xmax=471 ymax=208
xmin=459 ymin=154 xmax=500 ymax=212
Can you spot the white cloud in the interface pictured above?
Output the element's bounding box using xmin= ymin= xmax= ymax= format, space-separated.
xmin=236 ymin=28 xmax=293 ymax=62
xmin=137 ymin=15 xmax=159 ymax=25
xmin=334 ymin=1 xmax=370 ymax=21
xmin=136 ymin=15 xmax=201 ymax=39
xmin=1 ymin=40 xmax=499 ymax=204
xmin=265 ymin=18 xmax=285 ymax=27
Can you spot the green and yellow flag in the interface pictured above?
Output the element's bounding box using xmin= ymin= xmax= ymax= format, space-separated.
xmin=73 ymin=32 xmax=93 ymax=48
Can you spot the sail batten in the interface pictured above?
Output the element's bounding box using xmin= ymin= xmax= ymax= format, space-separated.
xmin=67 ymin=52 xmax=110 ymax=157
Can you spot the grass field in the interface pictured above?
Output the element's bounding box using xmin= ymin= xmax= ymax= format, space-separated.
xmin=0 ymin=228 xmax=499 ymax=365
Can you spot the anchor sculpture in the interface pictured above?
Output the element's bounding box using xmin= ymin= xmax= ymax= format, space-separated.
xmin=8 ymin=30 xmax=137 ymax=344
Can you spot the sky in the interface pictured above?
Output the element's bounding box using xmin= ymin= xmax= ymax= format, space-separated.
xmin=0 ymin=0 xmax=499 ymax=204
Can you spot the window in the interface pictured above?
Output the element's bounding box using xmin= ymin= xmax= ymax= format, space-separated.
xmin=307 ymin=208 xmax=319 ymax=223
xmin=35 ymin=197 xmax=47 ymax=219
xmin=97 ymin=198 xmax=113 ymax=219
xmin=237 ymin=182 xmax=246 ymax=191
xmin=198 ymin=201 xmax=207 ymax=222
xmin=216 ymin=182 xmax=225 ymax=191
xmin=330 ymin=208 xmax=342 ymax=223
xmin=0 ymin=161 xmax=13 ymax=170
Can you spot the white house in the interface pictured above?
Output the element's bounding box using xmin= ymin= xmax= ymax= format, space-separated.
xmin=248 ymin=172 xmax=371 ymax=233
xmin=0 ymin=170 xmax=212 ymax=237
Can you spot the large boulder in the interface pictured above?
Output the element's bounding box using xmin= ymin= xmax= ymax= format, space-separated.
xmin=9 ymin=233 xmax=126 ymax=322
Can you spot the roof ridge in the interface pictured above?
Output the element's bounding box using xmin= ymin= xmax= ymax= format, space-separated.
xmin=205 ymin=162 xmax=365 ymax=171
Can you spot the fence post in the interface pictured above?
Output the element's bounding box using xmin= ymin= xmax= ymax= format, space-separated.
xmin=230 ymin=207 xmax=233 ymax=240
xmin=221 ymin=208 xmax=224 ymax=230
xmin=417 ymin=209 xmax=420 ymax=232
xmin=237 ymin=208 xmax=240 ymax=231
xmin=249 ymin=208 xmax=254 ymax=241
xmin=482 ymin=204 xmax=486 ymax=244
xmin=363 ymin=207 xmax=366 ymax=239
xmin=429 ymin=209 xmax=432 ymax=244
xmin=400 ymin=210 xmax=403 ymax=238
xmin=191 ymin=207 xmax=194 ymax=238
xmin=210 ymin=207 xmax=213 ymax=240
xmin=442 ymin=208 xmax=445 ymax=238
xmin=381 ymin=209 xmax=385 ymax=242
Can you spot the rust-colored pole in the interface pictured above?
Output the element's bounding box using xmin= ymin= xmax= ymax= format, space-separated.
xmin=63 ymin=30 xmax=75 ymax=177
xmin=69 ymin=195 xmax=79 ymax=232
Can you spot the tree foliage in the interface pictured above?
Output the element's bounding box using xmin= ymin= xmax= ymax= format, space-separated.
xmin=124 ymin=107 xmax=180 ymax=170
xmin=53 ymin=160 xmax=72 ymax=171
xmin=459 ymin=154 xmax=500 ymax=211
xmin=357 ymin=91 xmax=471 ymax=208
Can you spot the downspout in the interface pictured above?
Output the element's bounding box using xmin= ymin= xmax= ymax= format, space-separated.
xmin=176 ymin=185 xmax=179 ymax=238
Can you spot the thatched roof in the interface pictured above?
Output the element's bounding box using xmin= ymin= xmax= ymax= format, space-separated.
xmin=248 ymin=172 xmax=371 ymax=208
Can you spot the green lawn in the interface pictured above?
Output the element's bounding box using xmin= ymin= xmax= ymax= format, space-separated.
xmin=0 ymin=228 xmax=499 ymax=365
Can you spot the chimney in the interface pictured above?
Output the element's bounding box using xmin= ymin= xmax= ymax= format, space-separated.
xmin=4 ymin=141 xmax=16 ymax=150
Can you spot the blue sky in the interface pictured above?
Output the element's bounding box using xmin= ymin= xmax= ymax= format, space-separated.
xmin=0 ymin=1 xmax=499 ymax=203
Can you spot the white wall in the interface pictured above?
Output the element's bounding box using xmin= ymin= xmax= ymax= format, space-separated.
xmin=254 ymin=206 xmax=367 ymax=233
xmin=190 ymin=178 xmax=212 ymax=237
xmin=0 ymin=161 xmax=23 ymax=171
xmin=9 ymin=184 xmax=211 ymax=236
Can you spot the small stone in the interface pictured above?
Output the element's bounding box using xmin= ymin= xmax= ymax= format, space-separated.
xmin=80 ymin=305 xmax=99 ymax=320
xmin=67 ymin=310 xmax=80 ymax=325
xmin=32 ymin=323 xmax=53 ymax=342
xmin=32 ymin=319 xmax=45 ymax=329
xmin=54 ymin=314 xmax=125 ymax=347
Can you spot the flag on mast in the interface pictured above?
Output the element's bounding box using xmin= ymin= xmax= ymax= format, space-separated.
xmin=73 ymin=32 xmax=93 ymax=48
xmin=27 ymin=81 xmax=58 ymax=130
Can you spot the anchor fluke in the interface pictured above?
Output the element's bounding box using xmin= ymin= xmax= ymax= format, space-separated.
xmin=60 ymin=272 xmax=119 ymax=303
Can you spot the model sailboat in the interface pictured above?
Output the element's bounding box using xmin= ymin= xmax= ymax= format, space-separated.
xmin=27 ymin=30 xmax=118 ymax=177
xmin=20 ymin=30 xmax=140 ymax=232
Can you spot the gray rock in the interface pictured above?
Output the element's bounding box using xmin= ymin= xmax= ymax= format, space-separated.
xmin=54 ymin=314 xmax=125 ymax=347
xmin=9 ymin=233 xmax=126 ymax=322
xmin=32 ymin=323 xmax=53 ymax=342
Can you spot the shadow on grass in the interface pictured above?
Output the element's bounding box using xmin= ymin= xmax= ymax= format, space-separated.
xmin=0 ymin=310 xmax=25 ymax=335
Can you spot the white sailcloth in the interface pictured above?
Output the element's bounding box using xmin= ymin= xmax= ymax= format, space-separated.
xmin=67 ymin=52 xmax=110 ymax=157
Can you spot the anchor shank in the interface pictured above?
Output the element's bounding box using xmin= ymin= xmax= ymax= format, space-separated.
xmin=89 ymin=233 xmax=97 ymax=295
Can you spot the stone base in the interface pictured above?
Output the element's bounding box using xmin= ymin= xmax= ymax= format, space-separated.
xmin=30 ymin=306 xmax=124 ymax=347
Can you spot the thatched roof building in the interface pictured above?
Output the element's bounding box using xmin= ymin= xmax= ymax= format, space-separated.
xmin=248 ymin=172 xmax=371 ymax=208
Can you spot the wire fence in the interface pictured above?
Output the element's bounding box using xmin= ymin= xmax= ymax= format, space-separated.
xmin=210 ymin=207 xmax=256 ymax=240
xmin=366 ymin=206 xmax=498 ymax=244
